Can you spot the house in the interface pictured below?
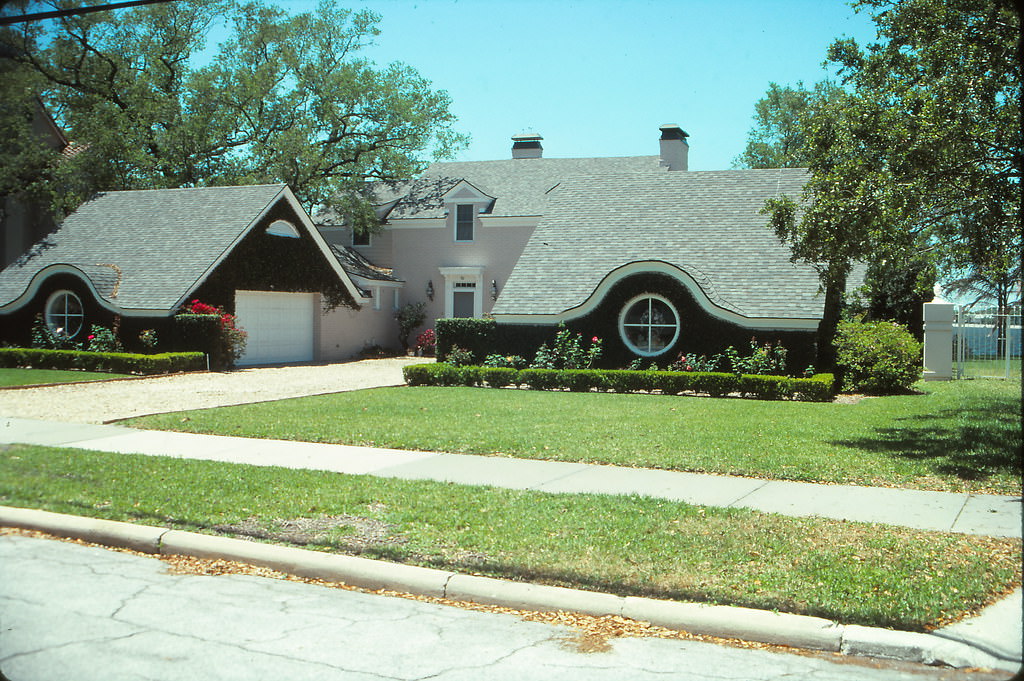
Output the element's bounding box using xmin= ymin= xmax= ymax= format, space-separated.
xmin=319 ymin=126 xmax=836 ymax=370
xmin=0 ymin=184 xmax=398 ymax=366
xmin=1 ymin=125 xmax=845 ymax=370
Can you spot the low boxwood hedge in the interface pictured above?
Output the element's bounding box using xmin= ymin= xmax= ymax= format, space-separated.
xmin=403 ymin=363 xmax=835 ymax=402
xmin=0 ymin=348 xmax=207 ymax=375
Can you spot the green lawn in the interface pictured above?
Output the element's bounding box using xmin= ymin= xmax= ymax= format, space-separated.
xmin=126 ymin=378 xmax=1022 ymax=495
xmin=0 ymin=367 xmax=131 ymax=387
xmin=1 ymin=444 xmax=1018 ymax=632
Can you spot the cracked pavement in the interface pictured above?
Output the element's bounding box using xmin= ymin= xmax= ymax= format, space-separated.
xmin=1 ymin=535 xmax=1013 ymax=681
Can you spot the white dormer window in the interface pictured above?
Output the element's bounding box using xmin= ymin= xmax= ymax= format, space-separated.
xmin=455 ymin=204 xmax=474 ymax=242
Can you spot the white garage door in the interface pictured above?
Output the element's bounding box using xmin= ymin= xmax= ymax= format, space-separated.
xmin=234 ymin=291 xmax=316 ymax=366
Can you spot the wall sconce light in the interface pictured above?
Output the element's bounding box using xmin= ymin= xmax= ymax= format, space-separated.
xmin=426 ymin=280 xmax=434 ymax=301
xmin=491 ymin=279 xmax=499 ymax=301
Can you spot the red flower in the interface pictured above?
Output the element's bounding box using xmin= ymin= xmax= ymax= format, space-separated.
xmin=591 ymin=336 xmax=599 ymax=343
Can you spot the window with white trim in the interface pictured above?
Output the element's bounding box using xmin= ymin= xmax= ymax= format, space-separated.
xmin=455 ymin=204 xmax=474 ymax=242
xmin=45 ymin=290 xmax=85 ymax=338
xmin=619 ymin=294 xmax=679 ymax=357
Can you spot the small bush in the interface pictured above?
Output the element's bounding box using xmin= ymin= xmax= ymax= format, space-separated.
xmin=519 ymin=368 xmax=563 ymax=391
xmin=446 ymin=345 xmax=475 ymax=367
xmin=791 ymin=373 xmax=835 ymax=402
xmin=834 ymin=321 xmax=922 ymax=394
xmin=481 ymin=367 xmax=520 ymax=388
xmin=85 ymin=325 xmax=123 ymax=353
xmin=483 ymin=354 xmax=527 ymax=370
xmin=415 ymin=328 xmax=436 ymax=356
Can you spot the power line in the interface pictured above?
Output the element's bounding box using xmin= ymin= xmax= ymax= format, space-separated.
xmin=0 ymin=0 xmax=179 ymax=26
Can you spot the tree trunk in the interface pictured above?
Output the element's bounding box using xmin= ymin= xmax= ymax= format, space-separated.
xmin=816 ymin=271 xmax=848 ymax=374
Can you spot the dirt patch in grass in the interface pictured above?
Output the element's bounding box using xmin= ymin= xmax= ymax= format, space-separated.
xmin=214 ymin=513 xmax=407 ymax=552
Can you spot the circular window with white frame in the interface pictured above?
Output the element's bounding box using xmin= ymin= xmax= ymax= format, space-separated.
xmin=619 ymin=293 xmax=680 ymax=357
xmin=45 ymin=290 xmax=85 ymax=338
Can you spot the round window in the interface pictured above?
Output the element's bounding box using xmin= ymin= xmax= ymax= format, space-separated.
xmin=45 ymin=290 xmax=85 ymax=338
xmin=619 ymin=294 xmax=679 ymax=357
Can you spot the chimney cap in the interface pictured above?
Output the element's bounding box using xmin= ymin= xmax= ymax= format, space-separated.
xmin=659 ymin=124 xmax=689 ymax=140
xmin=512 ymin=132 xmax=543 ymax=159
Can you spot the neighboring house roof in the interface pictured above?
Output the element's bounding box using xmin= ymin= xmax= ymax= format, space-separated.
xmin=328 ymin=243 xmax=402 ymax=298
xmin=491 ymin=168 xmax=831 ymax=322
xmin=0 ymin=184 xmax=363 ymax=315
xmin=321 ymin=156 xmax=668 ymax=224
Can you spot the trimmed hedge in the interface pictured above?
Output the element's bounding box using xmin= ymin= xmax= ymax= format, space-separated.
xmin=435 ymin=318 xmax=496 ymax=363
xmin=403 ymin=363 xmax=835 ymax=402
xmin=0 ymin=348 xmax=207 ymax=375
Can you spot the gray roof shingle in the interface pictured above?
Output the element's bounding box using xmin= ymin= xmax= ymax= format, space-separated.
xmin=491 ymin=168 xmax=830 ymax=320
xmin=321 ymin=156 xmax=668 ymax=224
xmin=0 ymin=184 xmax=290 ymax=312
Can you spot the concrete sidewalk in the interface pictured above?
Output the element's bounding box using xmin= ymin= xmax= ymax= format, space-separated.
xmin=1 ymin=417 xmax=1020 ymax=538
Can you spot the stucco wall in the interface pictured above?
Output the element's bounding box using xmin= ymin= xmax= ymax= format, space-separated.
xmin=318 ymin=302 xmax=399 ymax=362
xmin=323 ymin=215 xmax=536 ymax=340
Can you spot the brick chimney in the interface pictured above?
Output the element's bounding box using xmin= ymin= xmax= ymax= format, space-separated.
xmin=512 ymin=133 xmax=543 ymax=159
xmin=659 ymin=124 xmax=689 ymax=171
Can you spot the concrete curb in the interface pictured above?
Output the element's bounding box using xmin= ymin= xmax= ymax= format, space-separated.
xmin=2 ymin=506 xmax=1018 ymax=673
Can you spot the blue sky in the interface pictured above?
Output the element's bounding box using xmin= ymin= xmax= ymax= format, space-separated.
xmin=287 ymin=0 xmax=880 ymax=170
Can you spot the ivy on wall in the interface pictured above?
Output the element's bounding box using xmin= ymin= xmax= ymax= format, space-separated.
xmin=471 ymin=273 xmax=818 ymax=371
xmin=191 ymin=201 xmax=357 ymax=314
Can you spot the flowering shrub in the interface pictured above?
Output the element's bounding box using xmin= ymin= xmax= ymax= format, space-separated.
xmin=181 ymin=299 xmax=247 ymax=367
xmin=415 ymin=328 xmax=436 ymax=356
xmin=30 ymin=314 xmax=79 ymax=350
xmin=668 ymin=352 xmax=721 ymax=373
xmin=644 ymin=339 xmax=788 ymax=376
xmin=85 ymin=325 xmax=123 ymax=353
xmin=529 ymin=325 xmax=603 ymax=370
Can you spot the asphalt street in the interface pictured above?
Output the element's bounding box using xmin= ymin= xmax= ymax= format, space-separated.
xmin=0 ymin=534 xmax=1015 ymax=681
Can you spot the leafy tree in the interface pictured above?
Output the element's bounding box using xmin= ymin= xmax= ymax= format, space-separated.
xmin=762 ymin=0 xmax=1020 ymax=370
xmin=733 ymin=81 xmax=840 ymax=169
xmin=1 ymin=0 xmax=468 ymax=223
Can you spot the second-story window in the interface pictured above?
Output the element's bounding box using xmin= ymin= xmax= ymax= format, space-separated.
xmin=352 ymin=229 xmax=371 ymax=246
xmin=455 ymin=204 xmax=474 ymax=242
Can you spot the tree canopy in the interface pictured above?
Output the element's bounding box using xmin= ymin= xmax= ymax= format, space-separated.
xmin=733 ymin=81 xmax=840 ymax=170
xmin=756 ymin=0 xmax=1020 ymax=367
xmin=0 ymin=0 xmax=468 ymax=220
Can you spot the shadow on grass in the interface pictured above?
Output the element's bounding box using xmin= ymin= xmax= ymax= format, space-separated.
xmin=834 ymin=401 xmax=1023 ymax=483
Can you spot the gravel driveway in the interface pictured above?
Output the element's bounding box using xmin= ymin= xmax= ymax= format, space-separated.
xmin=1 ymin=357 xmax=428 ymax=424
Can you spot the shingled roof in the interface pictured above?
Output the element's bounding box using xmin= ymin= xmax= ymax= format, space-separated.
xmin=0 ymin=184 xmax=356 ymax=314
xmin=491 ymin=168 xmax=830 ymax=321
xmin=332 ymin=156 xmax=669 ymax=223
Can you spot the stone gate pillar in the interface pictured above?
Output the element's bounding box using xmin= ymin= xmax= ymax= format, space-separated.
xmin=923 ymin=299 xmax=955 ymax=380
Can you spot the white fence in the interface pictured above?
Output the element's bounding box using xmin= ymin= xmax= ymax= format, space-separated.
xmin=954 ymin=306 xmax=1022 ymax=380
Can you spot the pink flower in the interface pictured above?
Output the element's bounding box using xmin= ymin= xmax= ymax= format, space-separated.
xmin=88 ymin=335 xmax=95 ymax=341
xmin=591 ymin=336 xmax=599 ymax=343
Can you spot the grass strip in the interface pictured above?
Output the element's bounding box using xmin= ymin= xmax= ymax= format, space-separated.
xmin=1 ymin=443 xmax=1019 ymax=632
xmin=0 ymin=368 xmax=130 ymax=387
xmin=125 ymin=379 xmax=1022 ymax=495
